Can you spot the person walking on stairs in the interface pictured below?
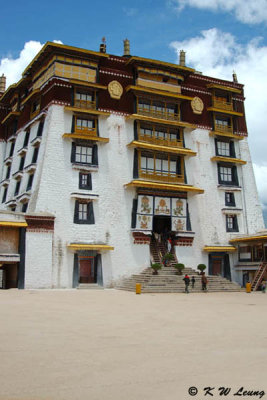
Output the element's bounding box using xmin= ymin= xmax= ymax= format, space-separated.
xmin=183 ymin=274 xmax=190 ymax=293
xmin=201 ymin=273 xmax=208 ymax=292
xmin=191 ymin=276 xmax=195 ymax=289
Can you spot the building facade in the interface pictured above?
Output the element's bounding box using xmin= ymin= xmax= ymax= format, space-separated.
xmin=0 ymin=41 xmax=264 ymax=289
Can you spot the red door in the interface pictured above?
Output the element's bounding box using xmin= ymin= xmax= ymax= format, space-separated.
xmin=79 ymin=258 xmax=94 ymax=283
xmin=212 ymin=258 xmax=222 ymax=276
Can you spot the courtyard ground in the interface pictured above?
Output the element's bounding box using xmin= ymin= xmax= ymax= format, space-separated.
xmin=0 ymin=289 xmax=266 ymax=400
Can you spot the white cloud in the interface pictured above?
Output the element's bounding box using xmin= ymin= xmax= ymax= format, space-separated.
xmin=172 ymin=0 xmax=267 ymax=24
xmin=253 ymin=164 xmax=267 ymax=209
xmin=0 ymin=40 xmax=63 ymax=89
xmin=170 ymin=28 xmax=267 ymax=206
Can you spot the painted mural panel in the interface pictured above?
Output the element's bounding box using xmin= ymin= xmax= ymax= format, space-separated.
xmin=136 ymin=214 xmax=153 ymax=230
xmin=137 ymin=195 xmax=153 ymax=215
xmin=154 ymin=197 xmax=171 ymax=215
xmin=172 ymin=217 xmax=187 ymax=231
xmin=172 ymin=198 xmax=186 ymax=217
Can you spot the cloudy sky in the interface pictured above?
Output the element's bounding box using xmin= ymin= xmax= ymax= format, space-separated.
xmin=0 ymin=0 xmax=266 ymax=217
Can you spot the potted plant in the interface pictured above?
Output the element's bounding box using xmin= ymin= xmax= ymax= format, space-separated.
xmin=197 ymin=264 xmax=207 ymax=274
xmin=173 ymin=263 xmax=185 ymax=275
xmin=162 ymin=252 xmax=174 ymax=266
xmin=151 ymin=263 xmax=162 ymax=275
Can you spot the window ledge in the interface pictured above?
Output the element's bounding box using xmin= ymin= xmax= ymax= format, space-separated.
xmin=72 ymin=163 xmax=98 ymax=172
xmin=0 ymin=178 xmax=10 ymax=187
xmin=24 ymin=163 xmax=37 ymax=173
xmin=70 ymin=192 xmax=99 ymax=201
xmin=31 ymin=136 xmax=42 ymax=147
xmin=5 ymin=199 xmax=17 ymax=207
xmin=7 ymin=134 xmax=17 ymax=143
xmin=217 ymin=185 xmax=242 ymax=191
xmin=16 ymin=192 xmax=31 ymax=203
xmin=4 ymin=156 xmax=13 ymax=165
xmin=222 ymin=208 xmax=242 ymax=214
xmin=12 ymin=171 xmax=23 ymax=180
xmin=17 ymin=146 xmax=28 ymax=156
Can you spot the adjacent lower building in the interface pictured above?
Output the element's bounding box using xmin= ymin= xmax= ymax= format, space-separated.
xmin=0 ymin=40 xmax=264 ymax=289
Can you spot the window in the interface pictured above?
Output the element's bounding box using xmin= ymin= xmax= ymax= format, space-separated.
xmin=218 ymin=164 xmax=238 ymax=186
xmin=19 ymin=156 xmax=25 ymax=171
xmin=23 ymin=130 xmax=30 ymax=148
xmin=74 ymin=117 xmax=95 ymax=133
xmin=9 ymin=142 xmax=15 ymax=157
xmin=138 ymin=98 xmax=179 ymax=120
xmin=79 ymin=173 xmax=92 ymax=190
xmin=225 ymin=192 xmax=235 ymax=206
xmin=37 ymin=120 xmax=44 ymax=137
xmin=71 ymin=143 xmax=98 ymax=166
xmin=214 ymin=116 xmax=232 ymax=132
xmin=5 ymin=165 xmax=11 ymax=180
xmin=226 ymin=214 xmax=238 ymax=232
xmin=22 ymin=202 xmax=28 ymax=213
xmin=74 ymin=91 xmax=94 ymax=109
xmin=14 ymin=180 xmax=21 ymax=196
xmin=31 ymin=99 xmax=40 ymax=115
xmin=74 ymin=201 xmax=95 ymax=224
xmin=139 ymin=151 xmax=182 ymax=182
xmin=2 ymin=187 xmax=8 ymax=203
xmin=27 ymin=174 xmax=34 ymax=191
xmin=215 ymin=139 xmax=235 ymax=157
xmin=32 ymin=147 xmax=39 ymax=163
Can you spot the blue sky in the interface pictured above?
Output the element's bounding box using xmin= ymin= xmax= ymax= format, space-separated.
xmin=0 ymin=0 xmax=267 ymax=222
xmin=0 ymin=0 xmax=266 ymax=61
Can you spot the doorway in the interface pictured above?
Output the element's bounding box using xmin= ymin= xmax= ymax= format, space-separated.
xmin=0 ymin=263 xmax=18 ymax=289
xmin=79 ymin=257 xmax=96 ymax=284
xmin=153 ymin=216 xmax=171 ymax=234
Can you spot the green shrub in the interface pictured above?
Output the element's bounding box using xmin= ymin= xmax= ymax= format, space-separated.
xmin=151 ymin=263 xmax=162 ymax=271
xmin=162 ymin=253 xmax=174 ymax=261
xmin=197 ymin=264 xmax=207 ymax=272
xmin=173 ymin=263 xmax=185 ymax=275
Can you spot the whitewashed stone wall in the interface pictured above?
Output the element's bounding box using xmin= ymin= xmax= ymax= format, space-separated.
xmin=24 ymin=230 xmax=53 ymax=289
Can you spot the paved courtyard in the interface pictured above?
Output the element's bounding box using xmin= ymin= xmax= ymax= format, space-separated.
xmin=0 ymin=289 xmax=266 ymax=400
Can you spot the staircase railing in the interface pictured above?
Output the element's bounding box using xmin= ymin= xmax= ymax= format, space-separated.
xmin=251 ymin=262 xmax=267 ymax=291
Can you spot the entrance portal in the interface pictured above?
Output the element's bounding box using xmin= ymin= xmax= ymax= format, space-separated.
xmin=79 ymin=257 xmax=96 ymax=284
xmin=153 ymin=216 xmax=171 ymax=234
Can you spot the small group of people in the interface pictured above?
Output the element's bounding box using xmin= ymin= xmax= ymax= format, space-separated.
xmin=183 ymin=273 xmax=208 ymax=293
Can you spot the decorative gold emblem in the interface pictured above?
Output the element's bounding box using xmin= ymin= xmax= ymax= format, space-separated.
xmin=108 ymin=80 xmax=123 ymax=99
xmin=191 ymin=96 xmax=204 ymax=114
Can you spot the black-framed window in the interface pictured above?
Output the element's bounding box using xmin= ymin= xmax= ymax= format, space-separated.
xmin=218 ymin=164 xmax=238 ymax=186
xmin=22 ymin=202 xmax=28 ymax=213
xmin=5 ymin=165 xmax=11 ymax=179
xmin=14 ymin=180 xmax=21 ymax=196
xmin=79 ymin=173 xmax=92 ymax=190
xmin=226 ymin=214 xmax=239 ymax=232
xmin=37 ymin=120 xmax=44 ymax=137
xmin=215 ymin=139 xmax=235 ymax=157
xmin=71 ymin=143 xmax=98 ymax=166
xmin=2 ymin=187 xmax=8 ymax=203
xmin=27 ymin=174 xmax=34 ymax=191
xmin=140 ymin=152 xmax=179 ymax=176
xmin=225 ymin=192 xmax=235 ymax=206
xmin=74 ymin=201 xmax=95 ymax=224
xmin=19 ymin=156 xmax=25 ymax=171
xmin=32 ymin=146 xmax=39 ymax=163
xmin=9 ymin=141 xmax=15 ymax=157
xmin=23 ymin=130 xmax=30 ymax=148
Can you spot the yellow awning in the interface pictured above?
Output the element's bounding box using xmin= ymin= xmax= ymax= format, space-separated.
xmin=68 ymin=244 xmax=114 ymax=251
xmin=0 ymin=221 xmax=28 ymax=227
xmin=203 ymin=246 xmax=236 ymax=252
xmin=229 ymin=235 xmax=267 ymax=243
xmin=125 ymin=180 xmax=204 ymax=194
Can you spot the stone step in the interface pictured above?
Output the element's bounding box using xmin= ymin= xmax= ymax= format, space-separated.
xmin=77 ymin=284 xmax=104 ymax=290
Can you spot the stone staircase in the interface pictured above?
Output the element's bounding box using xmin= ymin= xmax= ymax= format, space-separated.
xmin=115 ymin=266 xmax=243 ymax=293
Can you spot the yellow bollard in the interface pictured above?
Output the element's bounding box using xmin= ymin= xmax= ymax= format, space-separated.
xmin=246 ymin=282 xmax=251 ymax=293
xmin=136 ymin=283 xmax=141 ymax=294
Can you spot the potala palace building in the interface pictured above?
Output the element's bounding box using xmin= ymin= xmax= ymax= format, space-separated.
xmin=0 ymin=40 xmax=266 ymax=290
